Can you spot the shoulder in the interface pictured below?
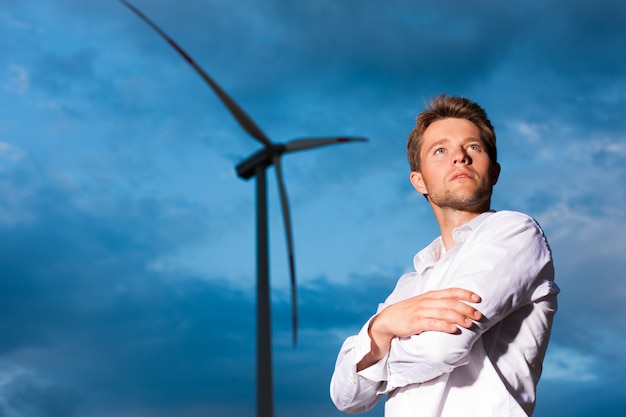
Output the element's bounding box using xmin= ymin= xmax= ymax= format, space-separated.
xmin=481 ymin=210 xmax=545 ymax=232
xmin=488 ymin=209 xmax=535 ymax=222
xmin=475 ymin=210 xmax=551 ymax=248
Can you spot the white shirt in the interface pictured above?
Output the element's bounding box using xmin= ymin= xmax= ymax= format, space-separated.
xmin=330 ymin=210 xmax=559 ymax=416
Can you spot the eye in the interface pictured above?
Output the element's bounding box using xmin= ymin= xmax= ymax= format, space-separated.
xmin=467 ymin=144 xmax=482 ymax=152
xmin=434 ymin=147 xmax=446 ymax=155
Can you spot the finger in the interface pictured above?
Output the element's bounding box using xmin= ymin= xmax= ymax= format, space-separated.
xmin=419 ymin=298 xmax=482 ymax=322
xmin=418 ymin=318 xmax=465 ymax=334
xmin=426 ymin=288 xmax=482 ymax=303
xmin=416 ymin=307 xmax=479 ymax=329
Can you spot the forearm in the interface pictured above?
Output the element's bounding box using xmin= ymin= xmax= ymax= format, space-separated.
xmin=330 ymin=354 xmax=385 ymax=413
xmin=356 ymin=315 xmax=393 ymax=372
xmin=385 ymin=329 xmax=472 ymax=389
xmin=356 ymin=287 xmax=481 ymax=374
xmin=330 ymin=327 xmax=388 ymax=413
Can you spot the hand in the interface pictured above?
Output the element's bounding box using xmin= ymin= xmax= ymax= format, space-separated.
xmin=357 ymin=288 xmax=482 ymax=371
xmin=374 ymin=287 xmax=482 ymax=339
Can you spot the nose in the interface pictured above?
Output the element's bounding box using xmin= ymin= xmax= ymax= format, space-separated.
xmin=452 ymin=146 xmax=470 ymax=164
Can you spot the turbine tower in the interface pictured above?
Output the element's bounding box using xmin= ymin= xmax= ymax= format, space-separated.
xmin=120 ymin=2 xmax=367 ymax=416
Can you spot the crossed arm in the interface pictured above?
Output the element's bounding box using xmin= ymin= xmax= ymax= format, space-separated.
xmin=357 ymin=288 xmax=482 ymax=372
xmin=330 ymin=286 xmax=486 ymax=414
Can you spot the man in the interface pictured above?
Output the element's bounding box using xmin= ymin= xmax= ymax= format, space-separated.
xmin=330 ymin=95 xmax=559 ymax=416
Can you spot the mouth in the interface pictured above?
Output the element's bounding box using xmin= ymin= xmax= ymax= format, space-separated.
xmin=450 ymin=171 xmax=474 ymax=181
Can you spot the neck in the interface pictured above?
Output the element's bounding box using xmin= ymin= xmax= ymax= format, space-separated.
xmin=431 ymin=204 xmax=490 ymax=250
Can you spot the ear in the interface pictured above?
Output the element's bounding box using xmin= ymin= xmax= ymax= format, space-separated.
xmin=410 ymin=171 xmax=428 ymax=195
xmin=491 ymin=162 xmax=501 ymax=185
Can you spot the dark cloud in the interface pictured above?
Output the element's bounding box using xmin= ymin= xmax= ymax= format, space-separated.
xmin=529 ymin=0 xmax=626 ymax=76
xmin=537 ymin=378 xmax=626 ymax=417
xmin=0 ymin=169 xmax=254 ymax=415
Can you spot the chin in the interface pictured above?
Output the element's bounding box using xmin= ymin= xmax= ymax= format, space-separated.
xmin=430 ymin=190 xmax=492 ymax=211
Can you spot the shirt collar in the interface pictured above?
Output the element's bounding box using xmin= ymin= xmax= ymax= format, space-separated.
xmin=413 ymin=210 xmax=496 ymax=273
xmin=452 ymin=210 xmax=495 ymax=243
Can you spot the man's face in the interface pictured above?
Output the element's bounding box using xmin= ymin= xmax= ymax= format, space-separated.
xmin=410 ymin=117 xmax=500 ymax=213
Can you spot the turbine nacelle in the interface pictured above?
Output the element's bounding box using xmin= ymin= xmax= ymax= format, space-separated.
xmin=236 ymin=145 xmax=286 ymax=179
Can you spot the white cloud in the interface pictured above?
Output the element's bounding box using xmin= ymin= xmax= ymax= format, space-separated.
xmin=1 ymin=13 xmax=33 ymax=31
xmin=516 ymin=121 xmax=542 ymax=142
xmin=542 ymin=344 xmax=598 ymax=382
xmin=3 ymin=64 xmax=30 ymax=95
xmin=0 ymin=363 xmax=30 ymax=391
xmin=0 ymin=141 xmax=25 ymax=163
xmin=0 ymin=363 xmax=34 ymax=412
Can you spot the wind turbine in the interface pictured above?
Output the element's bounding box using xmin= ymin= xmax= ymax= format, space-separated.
xmin=119 ymin=2 xmax=367 ymax=416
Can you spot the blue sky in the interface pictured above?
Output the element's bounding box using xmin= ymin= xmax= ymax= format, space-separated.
xmin=1 ymin=0 xmax=625 ymax=416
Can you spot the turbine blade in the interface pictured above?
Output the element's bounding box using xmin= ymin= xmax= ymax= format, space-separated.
xmin=273 ymin=156 xmax=298 ymax=347
xmin=119 ymin=0 xmax=273 ymax=147
xmin=285 ymin=137 xmax=368 ymax=153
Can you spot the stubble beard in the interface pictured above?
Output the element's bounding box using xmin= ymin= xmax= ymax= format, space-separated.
xmin=426 ymin=183 xmax=493 ymax=213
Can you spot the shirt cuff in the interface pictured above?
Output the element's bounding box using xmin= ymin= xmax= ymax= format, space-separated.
xmin=353 ymin=318 xmax=390 ymax=383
